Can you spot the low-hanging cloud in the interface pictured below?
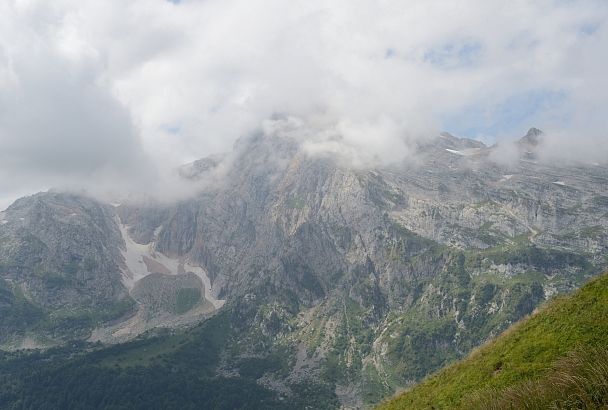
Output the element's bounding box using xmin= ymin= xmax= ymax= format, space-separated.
xmin=1 ymin=0 xmax=607 ymax=208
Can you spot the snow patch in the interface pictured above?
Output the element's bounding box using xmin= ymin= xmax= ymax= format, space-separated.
xmin=445 ymin=148 xmax=480 ymax=157
xmin=153 ymin=225 xmax=163 ymax=238
xmin=118 ymin=220 xmax=225 ymax=309
xmin=184 ymin=263 xmax=225 ymax=309
xmin=500 ymin=174 xmax=514 ymax=182
xmin=552 ymin=181 xmax=566 ymax=186
xmin=445 ymin=148 xmax=466 ymax=156
xmin=118 ymin=221 xmax=153 ymax=288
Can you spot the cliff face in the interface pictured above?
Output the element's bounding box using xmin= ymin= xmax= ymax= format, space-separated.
xmin=1 ymin=125 xmax=607 ymax=406
xmin=123 ymin=129 xmax=608 ymax=303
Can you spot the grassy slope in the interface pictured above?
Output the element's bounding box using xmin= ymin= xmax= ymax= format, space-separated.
xmin=378 ymin=272 xmax=608 ymax=410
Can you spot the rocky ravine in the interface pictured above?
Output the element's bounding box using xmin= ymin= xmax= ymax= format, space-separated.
xmin=1 ymin=125 xmax=607 ymax=407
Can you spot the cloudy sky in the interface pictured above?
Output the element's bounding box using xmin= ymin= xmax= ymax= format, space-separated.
xmin=1 ymin=0 xmax=607 ymax=209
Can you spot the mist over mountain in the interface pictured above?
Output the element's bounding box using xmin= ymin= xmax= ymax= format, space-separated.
xmin=2 ymin=0 xmax=608 ymax=209
xmin=1 ymin=125 xmax=607 ymax=407
xmin=1 ymin=1 xmax=608 ymax=409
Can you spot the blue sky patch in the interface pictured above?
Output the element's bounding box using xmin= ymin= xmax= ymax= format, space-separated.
xmin=384 ymin=48 xmax=396 ymax=59
xmin=160 ymin=124 xmax=181 ymax=135
xmin=441 ymin=89 xmax=569 ymax=140
xmin=579 ymin=22 xmax=600 ymax=36
xmin=424 ymin=40 xmax=483 ymax=69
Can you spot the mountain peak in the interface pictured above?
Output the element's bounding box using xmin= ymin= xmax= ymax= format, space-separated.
xmin=519 ymin=127 xmax=544 ymax=146
xmin=431 ymin=132 xmax=487 ymax=154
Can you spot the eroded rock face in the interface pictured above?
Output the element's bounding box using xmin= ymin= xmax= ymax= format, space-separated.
xmin=1 ymin=125 xmax=607 ymax=407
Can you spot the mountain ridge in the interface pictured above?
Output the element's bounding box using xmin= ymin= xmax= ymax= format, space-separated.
xmin=1 ymin=126 xmax=607 ymax=407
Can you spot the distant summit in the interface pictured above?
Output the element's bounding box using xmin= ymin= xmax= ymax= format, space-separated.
xmin=519 ymin=127 xmax=543 ymax=146
xmin=517 ymin=127 xmax=544 ymax=161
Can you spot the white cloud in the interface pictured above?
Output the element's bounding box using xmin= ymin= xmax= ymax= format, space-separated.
xmin=0 ymin=0 xmax=607 ymax=209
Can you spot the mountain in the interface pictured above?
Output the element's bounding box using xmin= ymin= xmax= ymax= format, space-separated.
xmin=518 ymin=126 xmax=543 ymax=147
xmin=377 ymin=271 xmax=608 ymax=409
xmin=0 ymin=123 xmax=607 ymax=408
xmin=0 ymin=193 xmax=134 ymax=346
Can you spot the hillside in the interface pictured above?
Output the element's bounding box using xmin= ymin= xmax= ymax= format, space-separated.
xmin=378 ymin=272 xmax=608 ymax=409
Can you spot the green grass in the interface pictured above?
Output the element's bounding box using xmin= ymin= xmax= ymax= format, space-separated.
xmin=467 ymin=347 xmax=608 ymax=409
xmin=377 ymin=272 xmax=608 ymax=409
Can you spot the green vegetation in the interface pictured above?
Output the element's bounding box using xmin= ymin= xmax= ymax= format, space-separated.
xmin=286 ymin=196 xmax=306 ymax=209
xmin=464 ymin=234 xmax=593 ymax=275
xmin=468 ymin=347 xmax=608 ymax=409
xmin=0 ymin=279 xmax=45 ymax=337
xmin=579 ymin=225 xmax=604 ymax=240
xmin=377 ymin=272 xmax=608 ymax=409
xmin=377 ymin=245 xmax=553 ymax=388
xmin=0 ymin=260 xmax=136 ymax=346
xmin=306 ymin=221 xmax=603 ymax=407
xmin=0 ymin=310 xmax=283 ymax=409
xmin=0 ymin=287 xmax=135 ymax=347
xmin=238 ymin=353 xmax=285 ymax=379
xmin=0 ymin=297 xmax=341 ymax=409
xmin=175 ymin=287 xmax=201 ymax=314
